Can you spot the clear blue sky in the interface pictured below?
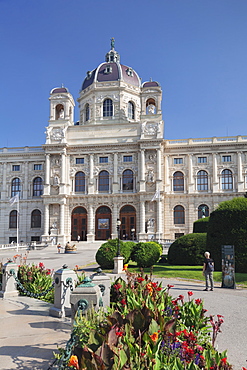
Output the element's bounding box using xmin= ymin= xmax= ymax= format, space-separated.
xmin=0 ymin=0 xmax=246 ymax=147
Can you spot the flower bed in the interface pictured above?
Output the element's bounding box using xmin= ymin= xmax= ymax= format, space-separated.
xmin=64 ymin=272 xmax=233 ymax=370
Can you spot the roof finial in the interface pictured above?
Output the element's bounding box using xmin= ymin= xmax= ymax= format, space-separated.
xmin=111 ymin=37 xmax=115 ymax=50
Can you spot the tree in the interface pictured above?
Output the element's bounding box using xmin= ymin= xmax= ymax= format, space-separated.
xmin=206 ymin=197 xmax=247 ymax=273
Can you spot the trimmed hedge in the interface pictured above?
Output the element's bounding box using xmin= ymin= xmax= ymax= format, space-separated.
xmin=131 ymin=242 xmax=161 ymax=268
xmin=193 ymin=217 xmax=210 ymax=233
xmin=168 ymin=233 xmax=207 ymax=266
xmin=95 ymin=239 xmax=135 ymax=269
xmin=206 ymin=197 xmax=247 ymax=273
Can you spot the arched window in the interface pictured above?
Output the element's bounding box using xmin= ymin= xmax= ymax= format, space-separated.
xmin=75 ymin=172 xmax=86 ymax=193
xmin=197 ymin=170 xmax=208 ymax=191
xmin=174 ymin=205 xmax=185 ymax=224
xmin=31 ymin=209 xmax=41 ymax=228
xmin=33 ymin=177 xmax=43 ymax=197
xmin=98 ymin=170 xmax=109 ymax=192
xmin=55 ymin=104 xmax=64 ymax=120
xmin=173 ymin=171 xmax=184 ymax=192
xmin=103 ymin=99 xmax=113 ymax=117
xmin=85 ymin=103 xmax=90 ymax=122
xmin=11 ymin=178 xmax=21 ymax=197
xmin=198 ymin=204 xmax=209 ymax=219
xmin=9 ymin=210 xmax=17 ymax=228
xmin=221 ymin=169 xmax=233 ymax=190
xmin=122 ymin=169 xmax=134 ymax=191
xmin=128 ymin=101 xmax=135 ymax=119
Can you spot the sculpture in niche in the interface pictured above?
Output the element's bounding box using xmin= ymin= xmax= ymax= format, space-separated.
xmin=59 ymin=108 xmax=64 ymax=119
xmin=146 ymin=170 xmax=154 ymax=183
xmin=147 ymin=104 xmax=156 ymax=114
xmin=147 ymin=218 xmax=155 ymax=229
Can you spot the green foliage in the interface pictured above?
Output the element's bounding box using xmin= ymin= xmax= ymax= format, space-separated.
xmin=132 ymin=242 xmax=161 ymax=268
xmin=206 ymin=197 xmax=247 ymax=272
xmin=95 ymin=239 xmax=134 ymax=269
xmin=193 ymin=217 xmax=210 ymax=233
xmin=168 ymin=233 xmax=207 ymax=266
xmin=65 ymin=273 xmax=232 ymax=370
xmin=17 ymin=263 xmax=54 ymax=303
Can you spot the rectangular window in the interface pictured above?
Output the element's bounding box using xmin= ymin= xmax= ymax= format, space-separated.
xmin=198 ymin=157 xmax=207 ymax=163
xmin=123 ymin=155 xmax=132 ymax=162
xmin=222 ymin=155 xmax=231 ymax=162
xmin=12 ymin=165 xmax=20 ymax=171
xmin=174 ymin=158 xmax=183 ymax=165
xmin=99 ymin=157 xmax=108 ymax=163
xmin=76 ymin=158 xmax=84 ymax=164
xmin=34 ymin=164 xmax=42 ymax=170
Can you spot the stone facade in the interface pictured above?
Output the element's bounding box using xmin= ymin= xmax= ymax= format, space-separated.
xmin=0 ymin=43 xmax=246 ymax=245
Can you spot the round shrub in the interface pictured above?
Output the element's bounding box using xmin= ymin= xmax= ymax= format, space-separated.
xmin=193 ymin=217 xmax=209 ymax=233
xmin=168 ymin=233 xmax=207 ymax=266
xmin=206 ymin=197 xmax=247 ymax=273
xmin=132 ymin=242 xmax=161 ymax=268
xmin=96 ymin=239 xmax=134 ymax=269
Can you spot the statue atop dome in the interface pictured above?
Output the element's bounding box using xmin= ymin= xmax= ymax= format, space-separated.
xmin=111 ymin=37 xmax=115 ymax=50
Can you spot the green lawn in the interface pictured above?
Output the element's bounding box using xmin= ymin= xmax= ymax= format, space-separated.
xmin=126 ymin=262 xmax=247 ymax=287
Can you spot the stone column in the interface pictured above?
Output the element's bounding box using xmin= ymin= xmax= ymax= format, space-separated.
xmin=112 ymin=152 xmax=118 ymax=193
xmin=111 ymin=203 xmax=118 ymax=239
xmin=2 ymin=162 xmax=7 ymax=200
xmin=60 ymin=151 xmax=66 ymax=194
xmin=43 ymin=204 xmax=50 ymax=237
xmin=212 ymin=153 xmax=218 ymax=192
xmin=88 ymin=154 xmax=94 ymax=194
xmin=87 ymin=204 xmax=95 ymax=242
xmin=156 ymin=196 xmax=163 ymax=241
xmin=188 ymin=154 xmax=194 ymax=193
xmin=238 ymin=152 xmax=244 ymax=191
xmin=23 ymin=161 xmax=28 ymax=199
xmin=164 ymin=155 xmax=170 ymax=193
xmin=139 ymin=149 xmax=146 ymax=192
xmin=139 ymin=200 xmax=146 ymax=240
xmin=44 ymin=154 xmax=50 ymax=195
xmin=156 ymin=148 xmax=162 ymax=181
xmin=60 ymin=204 xmax=65 ymax=237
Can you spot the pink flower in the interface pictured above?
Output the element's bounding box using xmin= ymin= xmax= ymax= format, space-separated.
xmin=188 ymin=291 xmax=193 ymax=296
xmin=195 ymin=298 xmax=202 ymax=305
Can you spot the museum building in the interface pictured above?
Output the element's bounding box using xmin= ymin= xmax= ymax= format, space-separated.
xmin=1 ymin=41 xmax=247 ymax=245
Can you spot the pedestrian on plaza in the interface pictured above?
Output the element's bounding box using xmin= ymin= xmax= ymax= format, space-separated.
xmin=57 ymin=243 xmax=62 ymax=253
xmin=77 ymin=235 xmax=80 ymax=243
xmin=203 ymin=251 xmax=214 ymax=291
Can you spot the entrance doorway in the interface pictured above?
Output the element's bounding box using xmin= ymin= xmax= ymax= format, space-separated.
xmin=95 ymin=206 xmax=112 ymax=240
xmin=120 ymin=205 xmax=136 ymax=240
xmin=71 ymin=207 xmax=87 ymax=241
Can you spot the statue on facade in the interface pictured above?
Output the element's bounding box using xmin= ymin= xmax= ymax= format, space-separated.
xmin=111 ymin=37 xmax=115 ymax=49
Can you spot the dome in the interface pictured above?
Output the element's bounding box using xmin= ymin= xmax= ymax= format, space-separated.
xmin=142 ymin=81 xmax=160 ymax=88
xmin=81 ymin=39 xmax=141 ymax=91
xmin=50 ymin=86 xmax=69 ymax=94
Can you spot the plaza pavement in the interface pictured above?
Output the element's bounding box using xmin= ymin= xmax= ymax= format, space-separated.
xmin=0 ymin=244 xmax=247 ymax=370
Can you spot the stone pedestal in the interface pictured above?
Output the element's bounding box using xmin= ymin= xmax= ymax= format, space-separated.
xmin=70 ymin=277 xmax=101 ymax=321
xmin=49 ymin=266 xmax=77 ymax=318
xmin=113 ymin=256 xmax=124 ymax=274
xmin=0 ymin=261 xmax=19 ymax=298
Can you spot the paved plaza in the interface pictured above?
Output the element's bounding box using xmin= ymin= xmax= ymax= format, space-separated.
xmin=0 ymin=244 xmax=247 ymax=369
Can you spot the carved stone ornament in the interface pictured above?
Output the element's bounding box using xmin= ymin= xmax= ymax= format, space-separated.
xmin=141 ymin=122 xmax=160 ymax=136
xmin=51 ymin=128 xmax=65 ymax=141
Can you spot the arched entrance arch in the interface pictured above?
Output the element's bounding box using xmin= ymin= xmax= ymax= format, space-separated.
xmin=95 ymin=206 xmax=112 ymax=240
xmin=120 ymin=205 xmax=136 ymax=240
xmin=71 ymin=207 xmax=87 ymax=241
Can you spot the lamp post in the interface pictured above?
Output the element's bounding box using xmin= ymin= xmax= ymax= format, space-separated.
xmin=131 ymin=228 xmax=135 ymax=241
xmin=116 ymin=218 xmax=121 ymax=256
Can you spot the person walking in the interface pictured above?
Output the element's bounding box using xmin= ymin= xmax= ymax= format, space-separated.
xmin=77 ymin=235 xmax=80 ymax=243
xmin=57 ymin=243 xmax=62 ymax=253
xmin=203 ymin=251 xmax=214 ymax=291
